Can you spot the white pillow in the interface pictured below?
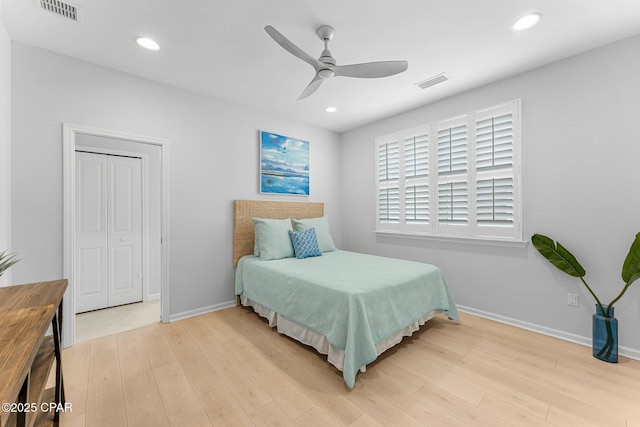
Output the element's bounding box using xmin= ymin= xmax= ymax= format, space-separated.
xmin=292 ymin=216 xmax=336 ymax=252
xmin=253 ymin=217 xmax=294 ymax=260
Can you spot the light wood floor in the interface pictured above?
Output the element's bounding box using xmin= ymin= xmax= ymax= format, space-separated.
xmin=59 ymin=307 xmax=640 ymax=427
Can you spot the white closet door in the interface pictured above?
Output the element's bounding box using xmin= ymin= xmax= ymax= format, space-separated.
xmin=107 ymin=155 xmax=143 ymax=307
xmin=75 ymin=152 xmax=109 ymax=313
xmin=75 ymin=152 xmax=143 ymax=313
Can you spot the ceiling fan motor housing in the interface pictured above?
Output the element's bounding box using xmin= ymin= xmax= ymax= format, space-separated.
xmin=319 ymin=49 xmax=336 ymax=65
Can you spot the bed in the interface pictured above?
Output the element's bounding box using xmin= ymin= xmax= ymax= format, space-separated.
xmin=233 ymin=199 xmax=459 ymax=388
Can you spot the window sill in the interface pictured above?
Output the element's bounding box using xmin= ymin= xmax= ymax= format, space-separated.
xmin=375 ymin=230 xmax=529 ymax=248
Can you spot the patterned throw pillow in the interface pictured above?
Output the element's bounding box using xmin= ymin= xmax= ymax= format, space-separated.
xmin=288 ymin=227 xmax=322 ymax=259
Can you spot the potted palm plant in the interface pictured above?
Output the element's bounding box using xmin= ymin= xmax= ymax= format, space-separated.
xmin=531 ymin=233 xmax=640 ymax=362
xmin=0 ymin=250 xmax=19 ymax=277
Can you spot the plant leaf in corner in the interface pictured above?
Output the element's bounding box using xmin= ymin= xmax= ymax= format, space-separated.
xmin=622 ymin=232 xmax=640 ymax=285
xmin=531 ymin=234 xmax=586 ymax=278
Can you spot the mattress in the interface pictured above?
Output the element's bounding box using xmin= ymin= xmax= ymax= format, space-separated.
xmin=235 ymin=250 xmax=459 ymax=388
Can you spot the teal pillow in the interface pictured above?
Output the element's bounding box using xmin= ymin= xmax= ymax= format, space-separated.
xmin=253 ymin=217 xmax=294 ymax=260
xmin=293 ymin=216 xmax=336 ymax=252
xmin=289 ymin=228 xmax=322 ymax=259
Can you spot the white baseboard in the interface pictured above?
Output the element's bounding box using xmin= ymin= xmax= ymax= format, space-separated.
xmin=169 ymin=299 xmax=236 ymax=322
xmin=145 ymin=293 xmax=161 ymax=301
xmin=457 ymin=305 xmax=640 ymax=362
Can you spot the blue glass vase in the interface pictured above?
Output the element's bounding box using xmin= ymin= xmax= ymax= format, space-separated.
xmin=592 ymin=305 xmax=618 ymax=363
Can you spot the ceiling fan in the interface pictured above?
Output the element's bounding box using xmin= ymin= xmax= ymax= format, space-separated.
xmin=264 ymin=25 xmax=408 ymax=100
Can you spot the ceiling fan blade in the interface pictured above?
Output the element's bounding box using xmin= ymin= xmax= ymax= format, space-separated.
xmin=265 ymin=25 xmax=320 ymax=71
xmin=297 ymin=75 xmax=324 ymax=100
xmin=333 ymin=60 xmax=408 ymax=78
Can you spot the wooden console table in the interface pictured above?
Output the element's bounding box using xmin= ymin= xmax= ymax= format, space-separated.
xmin=0 ymin=280 xmax=67 ymax=427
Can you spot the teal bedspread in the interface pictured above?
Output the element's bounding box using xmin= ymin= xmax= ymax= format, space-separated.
xmin=235 ymin=250 xmax=459 ymax=388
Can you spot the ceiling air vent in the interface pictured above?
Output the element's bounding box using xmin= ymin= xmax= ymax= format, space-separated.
xmin=38 ymin=0 xmax=80 ymax=22
xmin=415 ymin=73 xmax=450 ymax=90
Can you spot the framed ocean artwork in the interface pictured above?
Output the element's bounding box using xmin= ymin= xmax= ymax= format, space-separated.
xmin=260 ymin=130 xmax=310 ymax=195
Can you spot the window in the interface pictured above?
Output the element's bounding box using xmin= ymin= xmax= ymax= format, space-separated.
xmin=375 ymin=100 xmax=522 ymax=242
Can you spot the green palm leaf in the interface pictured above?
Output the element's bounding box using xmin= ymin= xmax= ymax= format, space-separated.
xmin=0 ymin=250 xmax=20 ymax=277
xmin=621 ymin=232 xmax=640 ymax=286
xmin=531 ymin=234 xmax=586 ymax=278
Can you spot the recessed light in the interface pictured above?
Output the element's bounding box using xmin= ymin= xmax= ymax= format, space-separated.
xmin=511 ymin=12 xmax=542 ymax=31
xmin=325 ymin=106 xmax=337 ymax=113
xmin=135 ymin=36 xmax=160 ymax=51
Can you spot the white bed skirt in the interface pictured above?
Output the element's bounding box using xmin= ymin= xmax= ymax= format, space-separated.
xmin=240 ymin=295 xmax=441 ymax=373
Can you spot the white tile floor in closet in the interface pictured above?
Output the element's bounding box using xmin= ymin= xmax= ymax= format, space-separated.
xmin=75 ymin=299 xmax=161 ymax=343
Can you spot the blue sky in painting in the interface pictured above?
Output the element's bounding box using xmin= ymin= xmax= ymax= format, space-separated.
xmin=261 ymin=131 xmax=309 ymax=176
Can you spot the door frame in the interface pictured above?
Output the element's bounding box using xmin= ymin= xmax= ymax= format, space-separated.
xmin=63 ymin=123 xmax=170 ymax=348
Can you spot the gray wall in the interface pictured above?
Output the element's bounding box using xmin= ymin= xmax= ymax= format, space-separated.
xmin=10 ymin=42 xmax=342 ymax=318
xmin=340 ymin=35 xmax=640 ymax=357
xmin=0 ymin=5 xmax=11 ymax=286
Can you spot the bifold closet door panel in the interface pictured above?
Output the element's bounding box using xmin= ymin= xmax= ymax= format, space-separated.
xmin=107 ymin=155 xmax=143 ymax=307
xmin=75 ymin=152 xmax=108 ymax=313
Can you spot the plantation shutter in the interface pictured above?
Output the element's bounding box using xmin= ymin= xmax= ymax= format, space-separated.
xmin=475 ymin=111 xmax=515 ymax=226
xmin=437 ymin=122 xmax=468 ymax=224
xmin=378 ymin=141 xmax=400 ymax=224
xmin=476 ymin=113 xmax=513 ymax=171
xmin=476 ymin=177 xmax=513 ymax=224
xmin=438 ymin=124 xmax=467 ymax=175
xmin=374 ymin=100 xmax=521 ymax=241
xmin=438 ymin=181 xmax=468 ymax=223
xmin=404 ymin=134 xmax=429 ymax=224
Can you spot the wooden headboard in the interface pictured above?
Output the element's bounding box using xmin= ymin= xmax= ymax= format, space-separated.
xmin=233 ymin=200 xmax=324 ymax=266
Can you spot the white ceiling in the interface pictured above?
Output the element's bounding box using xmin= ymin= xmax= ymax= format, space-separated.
xmin=2 ymin=0 xmax=640 ymax=133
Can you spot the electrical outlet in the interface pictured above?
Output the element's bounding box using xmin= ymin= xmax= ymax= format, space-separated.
xmin=568 ymin=293 xmax=579 ymax=307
